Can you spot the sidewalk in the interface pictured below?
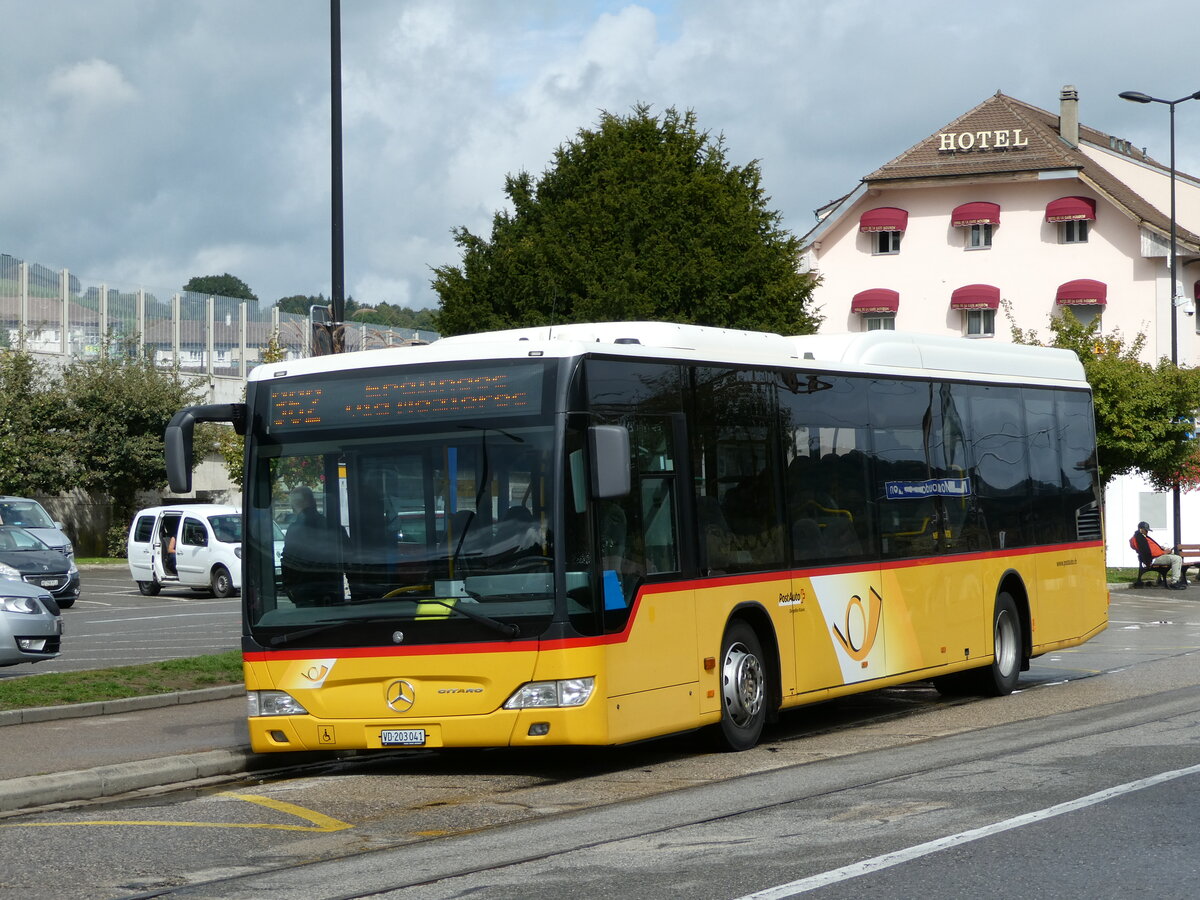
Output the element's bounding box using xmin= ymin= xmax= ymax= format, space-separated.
xmin=0 ymin=687 xmax=327 ymax=814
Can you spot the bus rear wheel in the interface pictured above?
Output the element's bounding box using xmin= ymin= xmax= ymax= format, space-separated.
xmin=978 ymin=591 xmax=1021 ymax=696
xmin=934 ymin=592 xmax=1021 ymax=697
xmin=714 ymin=621 xmax=768 ymax=751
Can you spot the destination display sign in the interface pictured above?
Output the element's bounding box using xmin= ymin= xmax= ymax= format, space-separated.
xmin=267 ymin=363 xmax=544 ymax=431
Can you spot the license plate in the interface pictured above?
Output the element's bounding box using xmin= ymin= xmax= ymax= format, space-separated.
xmin=380 ymin=728 xmax=426 ymax=747
xmin=40 ymin=578 xmax=61 ymax=588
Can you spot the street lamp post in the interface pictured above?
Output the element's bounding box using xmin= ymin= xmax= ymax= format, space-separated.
xmin=1120 ymin=88 xmax=1200 ymax=548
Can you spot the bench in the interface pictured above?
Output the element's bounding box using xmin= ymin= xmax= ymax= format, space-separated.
xmin=1133 ymin=557 xmax=1170 ymax=588
xmin=1179 ymin=544 xmax=1200 ymax=583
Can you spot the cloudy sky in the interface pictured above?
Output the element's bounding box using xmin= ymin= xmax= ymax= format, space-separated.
xmin=3 ymin=0 xmax=1199 ymax=311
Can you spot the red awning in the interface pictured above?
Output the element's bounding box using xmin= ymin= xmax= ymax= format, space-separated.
xmin=851 ymin=289 xmax=899 ymax=314
xmin=859 ymin=207 xmax=909 ymax=233
xmin=1046 ymin=196 xmax=1096 ymax=222
xmin=950 ymin=284 xmax=1000 ymax=310
xmin=951 ymin=201 xmax=1001 ymax=227
xmin=1056 ymin=279 xmax=1107 ymax=306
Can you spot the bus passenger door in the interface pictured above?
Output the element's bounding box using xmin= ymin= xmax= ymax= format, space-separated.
xmin=600 ymin=414 xmax=699 ymax=735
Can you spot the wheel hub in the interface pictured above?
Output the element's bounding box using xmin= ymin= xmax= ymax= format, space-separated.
xmin=722 ymin=642 xmax=764 ymax=726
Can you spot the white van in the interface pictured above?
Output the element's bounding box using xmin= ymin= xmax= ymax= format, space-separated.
xmin=127 ymin=505 xmax=244 ymax=597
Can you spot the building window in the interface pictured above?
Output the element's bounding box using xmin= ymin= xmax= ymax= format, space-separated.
xmin=1060 ymin=305 xmax=1102 ymax=328
xmin=873 ymin=231 xmax=901 ymax=255
xmin=1060 ymin=220 xmax=1089 ymax=243
xmin=966 ymin=224 xmax=993 ymax=250
xmin=865 ymin=315 xmax=896 ymax=331
xmin=965 ymin=309 xmax=995 ymax=337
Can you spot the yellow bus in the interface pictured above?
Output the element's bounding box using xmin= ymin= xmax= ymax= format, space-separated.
xmin=166 ymin=322 xmax=1108 ymax=752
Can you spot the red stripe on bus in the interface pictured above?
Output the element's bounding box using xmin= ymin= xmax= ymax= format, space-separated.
xmin=244 ymin=540 xmax=1104 ymax=662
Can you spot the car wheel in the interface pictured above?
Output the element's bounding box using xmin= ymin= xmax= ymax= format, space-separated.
xmin=210 ymin=565 xmax=236 ymax=598
xmin=137 ymin=580 xmax=161 ymax=596
xmin=714 ymin=620 xmax=769 ymax=751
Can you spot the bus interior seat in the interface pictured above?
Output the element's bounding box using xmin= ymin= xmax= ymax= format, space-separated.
xmin=820 ymin=516 xmax=863 ymax=557
xmin=696 ymin=495 xmax=739 ymax=569
xmin=792 ymin=517 xmax=825 ymax=560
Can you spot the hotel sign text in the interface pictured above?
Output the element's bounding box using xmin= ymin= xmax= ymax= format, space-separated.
xmin=938 ymin=129 xmax=1029 ymax=152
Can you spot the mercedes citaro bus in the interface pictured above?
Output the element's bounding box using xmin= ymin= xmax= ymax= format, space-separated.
xmin=165 ymin=322 xmax=1107 ymax=753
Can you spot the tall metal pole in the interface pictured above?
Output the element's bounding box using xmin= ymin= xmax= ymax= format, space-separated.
xmin=330 ymin=0 xmax=346 ymax=352
xmin=1168 ymin=101 xmax=1182 ymax=547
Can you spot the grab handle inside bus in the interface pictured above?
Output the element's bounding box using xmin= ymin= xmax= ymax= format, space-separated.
xmin=588 ymin=424 xmax=631 ymax=499
xmin=165 ymin=403 xmax=247 ymax=494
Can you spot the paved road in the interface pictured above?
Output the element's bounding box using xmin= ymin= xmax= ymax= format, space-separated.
xmin=0 ymin=565 xmax=241 ymax=677
xmin=0 ymin=588 xmax=1197 ymax=899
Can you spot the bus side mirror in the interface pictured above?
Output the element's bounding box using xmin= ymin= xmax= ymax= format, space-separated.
xmin=588 ymin=425 xmax=631 ymax=499
xmin=165 ymin=403 xmax=247 ymax=494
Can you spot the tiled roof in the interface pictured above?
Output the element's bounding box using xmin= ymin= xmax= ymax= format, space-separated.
xmin=859 ymin=90 xmax=1200 ymax=251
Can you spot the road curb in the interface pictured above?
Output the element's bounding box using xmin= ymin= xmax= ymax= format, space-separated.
xmin=0 ymin=748 xmax=260 ymax=814
xmin=0 ymin=684 xmax=243 ymax=728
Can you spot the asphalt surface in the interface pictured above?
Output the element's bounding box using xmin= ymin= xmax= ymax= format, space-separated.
xmin=0 ymin=581 xmax=1182 ymax=816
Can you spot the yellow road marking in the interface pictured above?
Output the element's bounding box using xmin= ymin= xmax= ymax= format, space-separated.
xmin=1 ymin=790 xmax=354 ymax=832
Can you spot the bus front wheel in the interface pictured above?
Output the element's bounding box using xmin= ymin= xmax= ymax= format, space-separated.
xmin=715 ymin=621 xmax=767 ymax=751
xmin=137 ymin=580 xmax=161 ymax=596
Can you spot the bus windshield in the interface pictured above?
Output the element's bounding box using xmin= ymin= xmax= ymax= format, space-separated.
xmin=243 ymin=422 xmax=558 ymax=647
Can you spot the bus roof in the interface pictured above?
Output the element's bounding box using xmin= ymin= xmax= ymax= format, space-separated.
xmin=250 ymin=322 xmax=1087 ymax=388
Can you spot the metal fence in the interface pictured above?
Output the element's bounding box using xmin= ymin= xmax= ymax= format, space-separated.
xmin=0 ymin=252 xmax=438 ymax=379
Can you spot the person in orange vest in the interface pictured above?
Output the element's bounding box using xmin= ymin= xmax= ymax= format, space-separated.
xmin=1131 ymin=521 xmax=1186 ymax=589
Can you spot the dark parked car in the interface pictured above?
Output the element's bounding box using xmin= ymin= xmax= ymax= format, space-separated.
xmin=0 ymin=525 xmax=80 ymax=609
xmin=0 ymin=581 xmax=62 ymax=666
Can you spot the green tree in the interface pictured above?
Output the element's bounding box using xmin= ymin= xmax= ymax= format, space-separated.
xmin=58 ymin=345 xmax=206 ymax=531
xmin=0 ymin=343 xmax=74 ymax=495
xmin=432 ymin=104 xmax=820 ymax=336
xmin=1010 ymin=307 xmax=1200 ymax=489
xmin=184 ymin=273 xmax=258 ymax=302
xmin=349 ymin=302 xmax=437 ymax=330
xmin=276 ymin=293 xmax=361 ymax=319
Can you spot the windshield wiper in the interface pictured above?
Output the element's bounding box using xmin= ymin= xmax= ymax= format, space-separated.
xmin=265 ymin=618 xmax=383 ymax=647
xmin=388 ymin=593 xmax=520 ymax=639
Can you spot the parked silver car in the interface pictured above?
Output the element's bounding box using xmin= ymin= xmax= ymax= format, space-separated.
xmin=0 ymin=496 xmax=74 ymax=560
xmin=0 ymin=581 xmax=62 ymax=667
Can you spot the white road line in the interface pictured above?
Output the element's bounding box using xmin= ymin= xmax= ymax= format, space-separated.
xmin=84 ymin=612 xmax=239 ymax=624
xmin=735 ymin=762 xmax=1200 ymax=899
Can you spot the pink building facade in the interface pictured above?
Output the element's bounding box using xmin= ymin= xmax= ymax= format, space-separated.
xmin=803 ymin=87 xmax=1200 ymax=566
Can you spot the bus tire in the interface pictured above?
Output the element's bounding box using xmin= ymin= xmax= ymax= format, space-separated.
xmin=934 ymin=592 xmax=1022 ymax=697
xmin=978 ymin=591 xmax=1022 ymax=696
xmin=137 ymin=580 xmax=161 ymax=596
xmin=714 ymin=620 xmax=768 ymax=751
xmin=210 ymin=565 xmax=236 ymax=598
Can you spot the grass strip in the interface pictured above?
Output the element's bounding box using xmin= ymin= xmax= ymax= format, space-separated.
xmin=0 ymin=651 xmax=242 ymax=710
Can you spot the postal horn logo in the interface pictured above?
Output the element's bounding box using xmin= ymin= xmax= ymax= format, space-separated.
xmin=301 ymin=664 xmax=330 ymax=682
xmin=386 ymin=679 xmax=416 ymax=713
xmin=832 ymin=586 xmax=883 ymax=661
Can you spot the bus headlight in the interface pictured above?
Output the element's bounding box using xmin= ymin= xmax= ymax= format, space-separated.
xmin=503 ymin=677 xmax=594 ymax=709
xmin=247 ymin=690 xmax=309 ymax=717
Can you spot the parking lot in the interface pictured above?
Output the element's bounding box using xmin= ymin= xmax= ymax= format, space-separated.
xmin=0 ymin=564 xmax=241 ymax=677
